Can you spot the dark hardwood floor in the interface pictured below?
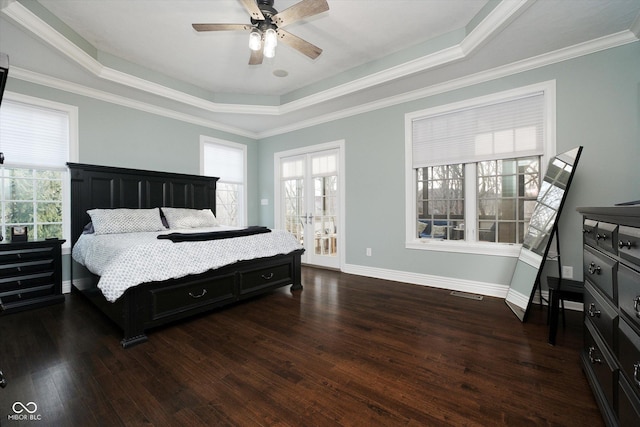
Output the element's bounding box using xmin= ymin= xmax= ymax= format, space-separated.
xmin=0 ymin=267 xmax=601 ymax=426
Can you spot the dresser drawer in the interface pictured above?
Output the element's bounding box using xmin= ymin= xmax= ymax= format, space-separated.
xmin=583 ymin=219 xmax=598 ymax=248
xmin=239 ymin=262 xmax=293 ymax=295
xmin=584 ymin=246 xmax=617 ymax=303
xmin=150 ymin=274 xmax=236 ymax=320
xmin=596 ymin=222 xmax=618 ymax=256
xmin=619 ymin=375 xmax=640 ymax=427
xmin=584 ymin=281 xmax=618 ymax=350
xmin=618 ymin=319 xmax=640 ymax=396
xmin=619 ymin=226 xmax=640 ymax=266
xmin=584 ymin=321 xmax=617 ymax=410
xmin=619 ymin=264 xmax=640 ymax=330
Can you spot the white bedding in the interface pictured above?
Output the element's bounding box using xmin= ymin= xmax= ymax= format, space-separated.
xmin=72 ymin=226 xmax=303 ymax=302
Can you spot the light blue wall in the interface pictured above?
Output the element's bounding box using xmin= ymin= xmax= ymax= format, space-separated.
xmin=258 ymin=41 xmax=640 ymax=287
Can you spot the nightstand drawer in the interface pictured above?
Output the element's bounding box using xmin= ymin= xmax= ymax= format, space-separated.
xmin=584 ymin=246 xmax=617 ymax=303
xmin=0 ymin=283 xmax=57 ymax=305
xmin=0 ymin=271 xmax=54 ymax=291
xmin=0 ymin=259 xmax=55 ymax=277
xmin=0 ymin=246 xmax=55 ymax=263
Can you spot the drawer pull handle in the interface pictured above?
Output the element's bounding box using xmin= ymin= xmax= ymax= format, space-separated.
xmin=588 ymin=303 xmax=601 ymax=318
xmin=634 ymin=296 xmax=640 ymax=318
xmin=588 ymin=262 xmax=601 ymax=275
xmin=619 ymin=240 xmax=633 ymax=249
xmin=582 ymin=229 xmax=591 ymax=234
xmin=261 ymin=273 xmax=274 ymax=280
xmin=588 ymin=346 xmax=601 ymax=364
xmin=596 ymin=233 xmax=607 ymax=241
xmin=188 ymin=289 xmax=207 ymax=299
xmin=634 ymin=363 xmax=640 ymax=388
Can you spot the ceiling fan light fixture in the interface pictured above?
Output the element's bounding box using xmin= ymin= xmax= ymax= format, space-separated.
xmin=264 ymin=28 xmax=277 ymax=49
xmin=249 ymin=28 xmax=262 ymax=51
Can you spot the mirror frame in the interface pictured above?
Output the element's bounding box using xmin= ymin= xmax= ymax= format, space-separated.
xmin=505 ymin=146 xmax=583 ymax=321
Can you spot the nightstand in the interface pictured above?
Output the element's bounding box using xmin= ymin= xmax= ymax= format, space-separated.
xmin=0 ymin=239 xmax=65 ymax=314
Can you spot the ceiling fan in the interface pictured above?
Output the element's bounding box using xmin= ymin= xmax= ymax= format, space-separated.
xmin=192 ymin=0 xmax=329 ymax=65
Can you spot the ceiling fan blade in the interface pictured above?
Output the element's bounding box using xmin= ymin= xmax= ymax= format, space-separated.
xmin=272 ymin=0 xmax=329 ymax=27
xmin=249 ymin=49 xmax=264 ymax=65
xmin=277 ymin=29 xmax=322 ymax=60
xmin=192 ymin=23 xmax=251 ymax=32
xmin=239 ymin=0 xmax=265 ymax=21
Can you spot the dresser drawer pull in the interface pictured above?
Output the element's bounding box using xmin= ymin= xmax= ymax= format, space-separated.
xmin=588 ymin=346 xmax=601 ymax=364
xmin=634 ymin=296 xmax=640 ymax=318
xmin=582 ymin=229 xmax=591 ymax=234
xmin=634 ymin=362 xmax=640 ymax=388
xmin=588 ymin=262 xmax=601 ymax=275
xmin=261 ymin=273 xmax=274 ymax=280
xmin=596 ymin=233 xmax=607 ymax=241
xmin=619 ymin=240 xmax=633 ymax=250
xmin=587 ymin=303 xmax=601 ymax=318
xmin=188 ymin=289 xmax=207 ymax=299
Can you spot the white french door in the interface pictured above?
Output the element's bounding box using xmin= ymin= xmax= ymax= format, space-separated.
xmin=277 ymin=146 xmax=341 ymax=269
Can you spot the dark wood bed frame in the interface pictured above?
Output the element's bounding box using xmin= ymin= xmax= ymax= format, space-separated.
xmin=68 ymin=163 xmax=303 ymax=348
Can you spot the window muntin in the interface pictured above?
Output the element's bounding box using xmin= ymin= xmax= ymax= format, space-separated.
xmin=417 ymin=164 xmax=464 ymax=240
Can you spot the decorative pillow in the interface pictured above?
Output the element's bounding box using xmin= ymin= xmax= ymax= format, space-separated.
xmin=431 ymin=225 xmax=447 ymax=237
xmin=87 ymin=208 xmax=166 ymax=235
xmin=161 ymin=207 xmax=219 ymax=229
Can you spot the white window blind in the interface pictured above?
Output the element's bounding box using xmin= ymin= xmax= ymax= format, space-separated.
xmin=0 ymin=100 xmax=69 ymax=168
xmin=412 ymin=92 xmax=545 ymax=168
xmin=203 ymin=143 xmax=243 ymax=183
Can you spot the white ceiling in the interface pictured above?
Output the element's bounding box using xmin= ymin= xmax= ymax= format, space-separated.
xmin=2 ymin=0 xmax=640 ymax=137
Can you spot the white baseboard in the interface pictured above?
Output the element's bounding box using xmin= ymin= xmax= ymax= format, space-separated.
xmin=340 ymin=263 xmax=584 ymax=312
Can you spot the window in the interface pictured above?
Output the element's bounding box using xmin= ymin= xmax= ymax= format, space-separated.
xmin=200 ymin=137 xmax=247 ymax=226
xmin=0 ymin=94 xmax=77 ymax=246
xmin=406 ymin=82 xmax=555 ymax=254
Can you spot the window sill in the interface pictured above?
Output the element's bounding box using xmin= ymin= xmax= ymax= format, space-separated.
xmin=406 ymin=239 xmax=522 ymax=257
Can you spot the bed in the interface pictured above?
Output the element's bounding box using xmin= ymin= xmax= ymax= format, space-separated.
xmin=68 ymin=162 xmax=304 ymax=348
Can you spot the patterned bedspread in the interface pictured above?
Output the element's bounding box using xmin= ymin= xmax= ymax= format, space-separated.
xmin=72 ymin=227 xmax=303 ymax=302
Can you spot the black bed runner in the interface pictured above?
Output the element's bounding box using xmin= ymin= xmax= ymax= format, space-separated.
xmin=158 ymin=226 xmax=271 ymax=242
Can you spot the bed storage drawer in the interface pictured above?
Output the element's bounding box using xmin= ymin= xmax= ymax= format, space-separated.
xmin=150 ymin=274 xmax=236 ymax=320
xmin=239 ymin=261 xmax=293 ymax=296
xmin=584 ymin=246 xmax=618 ymax=303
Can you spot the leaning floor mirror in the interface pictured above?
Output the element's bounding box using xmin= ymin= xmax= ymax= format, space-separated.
xmin=505 ymin=146 xmax=583 ymax=321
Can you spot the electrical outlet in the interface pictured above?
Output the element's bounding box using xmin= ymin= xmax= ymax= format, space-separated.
xmin=366 ymin=248 xmax=372 ymax=256
xmin=562 ymin=265 xmax=573 ymax=279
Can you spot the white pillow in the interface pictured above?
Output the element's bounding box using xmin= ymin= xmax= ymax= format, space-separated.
xmin=87 ymin=208 xmax=166 ymax=235
xmin=161 ymin=207 xmax=218 ymax=229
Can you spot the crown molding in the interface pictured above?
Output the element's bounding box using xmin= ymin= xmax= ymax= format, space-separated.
xmin=7 ymin=67 xmax=259 ymax=139
xmin=259 ymin=30 xmax=638 ymax=138
xmin=3 ymin=0 xmax=532 ymax=116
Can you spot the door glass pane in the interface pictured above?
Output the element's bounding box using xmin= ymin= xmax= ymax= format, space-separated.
xmin=311 ymin=152 xmax=338 ymax=257
xmin=283 ymin=178 xmax=304 ymax=245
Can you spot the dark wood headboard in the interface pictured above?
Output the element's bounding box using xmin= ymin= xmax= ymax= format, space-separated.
xmin=68 ymin=163 xmax=219 ymax=244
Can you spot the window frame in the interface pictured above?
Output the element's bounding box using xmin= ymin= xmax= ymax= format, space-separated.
xmin=199 ymin=136 xmax=247 ymax=226
xmin=1 ymin=92 xmax=78 ymax=251
xmin=405 ymin=81 xmax=556 ymax=256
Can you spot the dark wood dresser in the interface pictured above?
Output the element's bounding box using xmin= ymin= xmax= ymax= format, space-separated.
xmin=0 ymin=239 xmax=65 ymax=314
xmin=578 ymin=206 xmax=640 ymax=426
